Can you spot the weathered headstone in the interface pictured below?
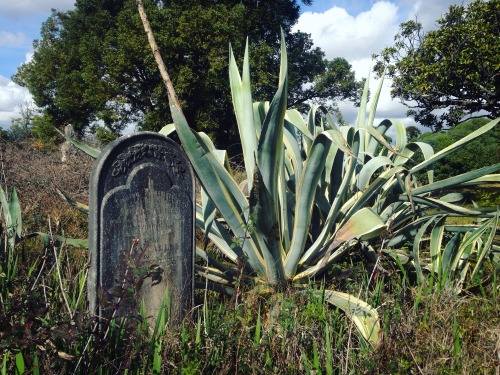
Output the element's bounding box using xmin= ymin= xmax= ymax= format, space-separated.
xmin=88 ymin=132 xmax=195 ymax=325
xmin=61 ymin=124 xmax=75 ymax=163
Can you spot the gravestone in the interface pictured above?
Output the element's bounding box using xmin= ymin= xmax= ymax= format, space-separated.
xmin=88 ymin=132 xmax=195 ymax=325
xmin=61 ymin=124 xmax=75 ymax=163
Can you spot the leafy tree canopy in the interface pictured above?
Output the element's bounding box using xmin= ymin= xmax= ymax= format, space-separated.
xmin=405 ymin=125 xmax=421 ymax=142
xmin=373 ymin=0 xmax=499 ymax=131
xmin=13 ymin=0 xmax=363 ymax=149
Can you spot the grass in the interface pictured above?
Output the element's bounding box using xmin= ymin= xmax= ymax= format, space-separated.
xmin=1 ymin=142 xmax=499 ymax=374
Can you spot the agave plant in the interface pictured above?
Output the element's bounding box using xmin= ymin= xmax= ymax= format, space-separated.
xmin=158 ymin=26 xmax=500 ymax=345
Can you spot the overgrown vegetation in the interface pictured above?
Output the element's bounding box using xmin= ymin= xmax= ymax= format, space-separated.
xmin=0 ymin=131 xmax=499 ymax=373
xmin=1 ymin=176 xmax=498 ymax=373
xmin=1 ymin=1 xmax=499 ymax=372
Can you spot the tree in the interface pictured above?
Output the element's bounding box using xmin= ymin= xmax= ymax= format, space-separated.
xmin=406 ymin=125 xmax=421 ymax=142
xmin=8 ymin=99 xmax=37 ymax=141
xmin=373 ymin=0 xmax=500 ymax=131
xmin=13 ymin=0 xmax=363 ymax=150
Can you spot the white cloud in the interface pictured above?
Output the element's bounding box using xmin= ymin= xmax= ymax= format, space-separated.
xmin=0 ymin=31 xmax=26 ymax=47
xmin=295 ymin=1 xmax=406 ymax=125
xmin=0 ymin=0 xmax=75 ymax=18
xmin=0 ymin=75 xmax=31 ymax=128
xmin=295 ymin=2 xmax=399 ymax=62
xmin=24 ymin=51 xmax=34 ymax=64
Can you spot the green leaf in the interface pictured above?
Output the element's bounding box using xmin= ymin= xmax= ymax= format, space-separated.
xmin=9 ymin=188 xmax=22 ymax=239
xmin=250 ymin=164 xmax=286 ymax=288
xmin=56 ymin=188 xmax=89 ymax=214
xmin=324 ymin=290 xmax=381 ymax=347
xmin=170 ymin=102 xmax=266 ymax=276
xmin=412 ymin=164 xmax=500 ymax=196
xmin=0 ymin=185 xmax=12 ymax=228
xmin=284 ymin=131 xmax=334 ymax=278
xmin=158 ymin=123 xmax=176 ymax=136
xmin=15 ymin=352 xmax=24 ymax=375
xmin=55 ymin=127 xmax=101 ymax=159
xmin=256 ymin=31 xmax=288 ymax=210
xmin=469 ymin=213 xmax=498 ymax=280
xmin=230 ymin=41 xmax=257 ymax=190
xmin=297 ymin=208 xmax=386 ymax=279
xmin=411 ymin=118 xmax=499 ymax=174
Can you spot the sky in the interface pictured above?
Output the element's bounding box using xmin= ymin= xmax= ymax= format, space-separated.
xmin=0 ymin=0 xmax=473 ymax=133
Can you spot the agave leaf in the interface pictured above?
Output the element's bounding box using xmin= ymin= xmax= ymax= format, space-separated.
xmin=170 ymin=103 xmax=266 ymax=276
xmin=285 ymin=109 xmax=313 ymax=140
xmin=366 ymin=70 xmax=385 ymax=129
xmin=323 ymin=290 xmax=381 ymax=347
xmin=456 ymin=174 xmax=500 ymax=186
xmin=429 ymin=216 xmax=446 ymax=275
xmin=253 ymin=101 xmax=269 ymax=137
xmin=201 ymin=190 xmax=217 ymax=241
xmin=24 ymin=232 xmax=88 ymax=248
xmin=356 ymin=70 xmax=370 ymax=132
xmin=413 ymin=216 xmax=439 ymax=284
xmin=56 ymin=188 xmax=89 ymax=214
xmin=298 ymin=132 xmax=360 ymax=268
xmin=256 ymin=31 xmax=288 ymax=209
xmin=324 ymin=208 xmax=386 ymax=258
xmin=300 ymin=208 xmax=386 ymax=278
xmin=345 ymin=166 xmax=405 ymax=225
xmin=452 ymin=216 xmax=498 ymax=273
xmin=439 ymin=193 xmax=464 ymax=203
xmin=470 ymin=213 xmax=498 ymax=280
xmin=250 ymin=165 xmax=286 ymax=287
xmin=55 ymin=127 xmax=101 ymax=159
xmin=0 ymin=185 xmax=12 ymax=228
xmin=195 ymin=247 xmax=238 ymax=276
xmin=283 ymin=120 xmax=303 ymax=182
xmin=158 ymin=123 xmax=176 ymax=136
xmin=397 ymin=195 xmax=483 ymax=216
xmin=284 ymin=131 xmax=334 ymax=278
xmin=441 ymin=232 xmax=461 ymax=285
xmin=230 ymin=41 xmax=257 ymax=189
xmin=54 ymin=235 xmax=88 ymax=248
xmin=386 ymin=215 xmax=440 ymax=248
xmin=8 ymin=188 xmax=22 ymax=239
xmin=391 ymin=119 xmax=408 ymax=152
xmin=195 ymin=206 xmax=243 ymax=264
xmin=411 ymin=118 xmax=499 ymax=174
xmin=363 ymin=122 xmax=400 ymax=155
xmin=395 ymin=142 xmax=435 ymax=183
xmin=195 ymin=265 xmax=232 ymax=284
xmin=412 ymin=164 xmax=500 ymax=196
xmin=195 ymin=137 xmax=227 ymax=237
xmin=278 ymin=147 xmax=292 ymax=252
xmin=357 ymin=156 xmax=393 ymax=190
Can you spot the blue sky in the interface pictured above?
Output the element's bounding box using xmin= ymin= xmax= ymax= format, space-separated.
xmin=0 ymin=0 xmax=472 ymax=130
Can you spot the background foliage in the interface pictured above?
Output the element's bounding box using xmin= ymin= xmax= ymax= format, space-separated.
xmin=13 ymin=0 xmax=363 ymax=151
xmin=414 ymin=118 xmax=500 ymax=181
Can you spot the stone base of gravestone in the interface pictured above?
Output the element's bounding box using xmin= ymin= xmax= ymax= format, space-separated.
xmin=88 ymin=132 xmax=195 ymax=326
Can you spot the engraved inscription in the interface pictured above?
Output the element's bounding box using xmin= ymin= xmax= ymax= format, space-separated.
xmin=111 ymin=143 xmax=186 ymax=178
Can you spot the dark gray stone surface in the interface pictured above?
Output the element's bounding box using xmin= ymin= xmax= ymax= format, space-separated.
xmin=88 ymin=132 xmax=195 ymax=325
